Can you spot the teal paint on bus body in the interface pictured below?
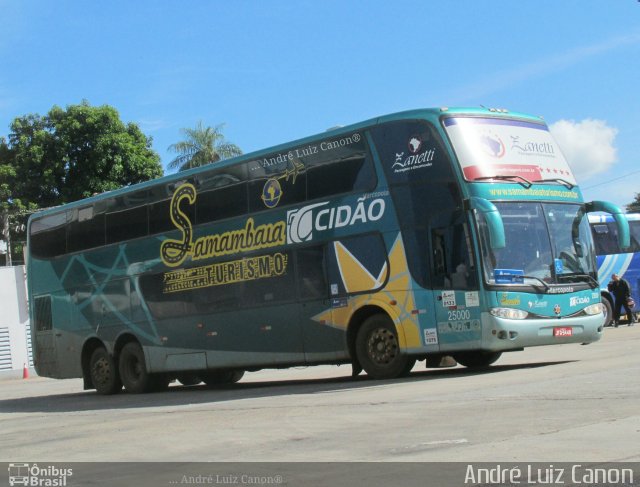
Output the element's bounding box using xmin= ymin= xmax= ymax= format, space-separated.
xmin=25 ymin=107 xmax=628 ymax=388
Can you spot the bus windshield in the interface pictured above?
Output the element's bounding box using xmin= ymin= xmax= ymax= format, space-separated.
xmin=443 ymin=116 xmax=577 ymax=185
xmin=478 ymin=202 xmax=597 ymax=286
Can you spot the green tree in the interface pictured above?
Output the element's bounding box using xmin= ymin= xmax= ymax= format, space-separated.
xmin=168 ymin=121 xmax=242 ymax=172
xmin=0 ymin=136 xmax=32 ymax=265
xmin=0 ymin=101 xmax=164 ymax=264
xmin=627 ymin=194 xmax=640 ymax=213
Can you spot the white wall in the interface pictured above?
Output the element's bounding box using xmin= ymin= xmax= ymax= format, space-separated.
xmin=0 ymin=265 xmax=32 ymax=378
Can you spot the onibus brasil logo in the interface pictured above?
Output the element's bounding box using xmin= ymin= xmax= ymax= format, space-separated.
xmin=8 ymin=463 xmax=73 ymax=486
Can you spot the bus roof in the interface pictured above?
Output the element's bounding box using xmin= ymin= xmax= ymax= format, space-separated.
xmin=28 ymin=106 xmax=545 ymax=220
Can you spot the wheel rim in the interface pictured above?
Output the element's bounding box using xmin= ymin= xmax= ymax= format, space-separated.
xmin=92 ymin=356 xmax=111 ymax=386
xmin=366 ymin=327 xmax=399 ymax=365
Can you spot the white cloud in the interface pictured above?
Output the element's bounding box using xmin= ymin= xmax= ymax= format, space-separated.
xmin=549 ymin=119 xmax=618 ymax=182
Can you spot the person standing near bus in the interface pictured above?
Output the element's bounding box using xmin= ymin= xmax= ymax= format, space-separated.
xmin=608 ymin=273 xmax=635 ymax=327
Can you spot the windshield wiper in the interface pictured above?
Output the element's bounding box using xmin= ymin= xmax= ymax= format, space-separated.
xmin=521 ymin=275 xmax=550 ymax=291
xmin=473 ymin=175 xmax=532 ymax=189
xmin=557 ymin=273 xmax=598 ymax=287
xmin=532 ymin=178 xmax=575 ymax=190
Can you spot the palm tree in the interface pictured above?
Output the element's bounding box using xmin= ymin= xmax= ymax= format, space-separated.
xmin=167 ymin=121 xmax=242 ymax=172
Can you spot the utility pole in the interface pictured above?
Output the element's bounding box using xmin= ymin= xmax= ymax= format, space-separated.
xmin=1 ymin=209 xmax=11 ymax=266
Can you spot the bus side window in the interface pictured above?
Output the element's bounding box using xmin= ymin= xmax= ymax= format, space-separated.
xmin=106 ymin=204 xmax=148 ymax=244
xmin=431 ymin=223 xmax=476 ymax=290
xmin=591 ymin=223 xmax=618 ymax=255
xmin=33 ymin=295 xmax=53 ymax=331
xmin=432 ymin=230 xmax=448 ymax=286
xmin=197 ymin=184 xmax=248 ymax=224
xmin=30 ymin=213 xmax=68 ymax=259
xmin=296 ymin=246 xmax=327 ymax=300
xmin=67 ymin=207 xmax=105 ymax=253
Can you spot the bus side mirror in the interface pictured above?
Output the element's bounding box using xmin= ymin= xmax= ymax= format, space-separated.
xmin=585 ymin=201 xmax=630 ymax=250
xmin=466 ymin=197 xmax=506 ymax=250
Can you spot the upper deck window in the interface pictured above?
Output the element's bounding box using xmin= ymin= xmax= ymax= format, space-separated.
xmin=372 ymin=120 xmax=451 ymax=186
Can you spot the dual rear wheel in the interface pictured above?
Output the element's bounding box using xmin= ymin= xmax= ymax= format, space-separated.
xmin=89 ymin=342 xmax=244 ymax=394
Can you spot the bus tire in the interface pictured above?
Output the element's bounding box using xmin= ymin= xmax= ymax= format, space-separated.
xmin=177 ymin=373 xmax=202 ymax=386
xmin=355 ymin=314 xmax=411 ymax=380
xmin=149 ymin=374 xmax=171 ymax=392
xmin=602 ymin=296 xmax=613 ymax=327
xmin=89 ymin=347 xmax=122 ymax=395
xmin=453 ymin=351 xmax=502 ymax=368
xmin=201 ymin=369 xmax=244 ymax=386
xmin=119 ymin=342 xmax=153 ymax=394
xmin=400 ymin=358 xmax=417 ymax=377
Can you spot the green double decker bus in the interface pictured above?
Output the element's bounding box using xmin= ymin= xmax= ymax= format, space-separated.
xmin=27 ymin=107 xmax=630 ymax=394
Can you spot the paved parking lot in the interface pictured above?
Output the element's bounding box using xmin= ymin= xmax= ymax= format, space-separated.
xmin=1 ymin=326 xmax=639 ymax=464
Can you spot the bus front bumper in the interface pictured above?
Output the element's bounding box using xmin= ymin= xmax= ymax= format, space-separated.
xmin=481 ymin=311 xmax=605 ymax=351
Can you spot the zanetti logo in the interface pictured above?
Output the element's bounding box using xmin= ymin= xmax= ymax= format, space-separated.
xmin=392 ymin=136 xmax=436 ymax=173
xmin=510 ymin=135 xmax=555 ymax=156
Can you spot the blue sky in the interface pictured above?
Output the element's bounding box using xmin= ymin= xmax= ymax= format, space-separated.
xmin=1 ymin=1 xmax=639 ymax=208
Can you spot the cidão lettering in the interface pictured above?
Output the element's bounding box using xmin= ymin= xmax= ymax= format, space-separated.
xmin=287 ymin=197 xmax=386 ymax=244
xmin=160 ymin=183 xmax=286 ymax=268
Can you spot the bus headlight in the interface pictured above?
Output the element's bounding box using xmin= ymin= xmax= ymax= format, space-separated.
xmin=584 ymin=303 xmax=603 ymax=315
xmin=490 ymin=308 xmax=529 ymax=320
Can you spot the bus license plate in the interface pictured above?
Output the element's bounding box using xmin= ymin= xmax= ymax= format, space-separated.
xmin=553 ymin=327 xmax=573 ymax=337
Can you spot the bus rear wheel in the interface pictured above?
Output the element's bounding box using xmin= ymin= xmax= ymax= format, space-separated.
xmin=201 ymin=369 xmax=244 ymax=387
xmin=355 ymin=314 xmax=412 ymax=380
xmin=453 ymin=351 xmax=502 ymax=368
xmin=89 ymin=347 xmax=122 ymax=395
xmin=119 ymin=342 xmax=154 ymax=394
xmin=177 ymin=373 xmax=202 ymax=386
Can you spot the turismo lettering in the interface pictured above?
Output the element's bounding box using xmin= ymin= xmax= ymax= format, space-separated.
xmin=163 ymin=253 xmax=288 ymax=293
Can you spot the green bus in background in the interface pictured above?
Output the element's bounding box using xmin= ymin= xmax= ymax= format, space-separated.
xmin=27 ymin=107 xmax=630 ymax=394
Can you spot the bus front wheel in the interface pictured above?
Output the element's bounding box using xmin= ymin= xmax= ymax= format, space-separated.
xmin=453 ymin=351 xmax=502 ymax=368
xmin=355 ymin=314 xmax=412 ymax=380
xmin=119 ymin=342 xmax=153 ymax=394
xmin=89 ymin=347 xmax=122 ymax=395
xmin=602 ymin=297 xmax=613 ymax=327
